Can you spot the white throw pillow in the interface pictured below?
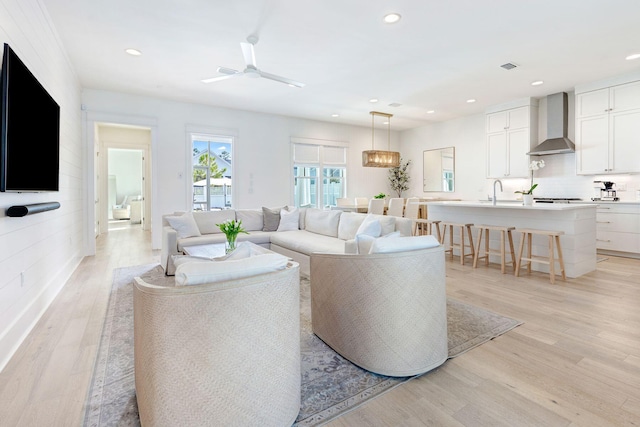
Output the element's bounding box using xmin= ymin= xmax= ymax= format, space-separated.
xmin=277 ymin=207 xmax=300 ymax=231
xmin=356 ymin=234 xmax=376 ymax=254
xmin=369 ymin=235 xmax=440 ymax=254
xmin=175 ymin=253 xmax=289 ymax=286
xmin=355 ymin=214 xmax=382 ymax=238
xmin=165 ymin=212 xmax=202 ymax=239
xmin=305 ymin=209 xmax=342 ymax=237
xmin=376 ymin=214 xmax=397 ymax=236
xmin=166 ymin=255 xmax=212 ymax=276
xmin=337 ymin=213 xmax=367 ymax=240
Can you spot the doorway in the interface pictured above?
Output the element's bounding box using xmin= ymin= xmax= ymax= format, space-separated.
xmin=95 ymin=123 xmax=152 ymax=236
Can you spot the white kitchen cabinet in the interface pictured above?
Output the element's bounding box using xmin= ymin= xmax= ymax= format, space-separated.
xmin=486 ymin=105 xmax=537 ymax=178
xmin=576 ymin=80 xmax=640 ymax=175
xmin=595 ymin=203 xmax=640 ymax=256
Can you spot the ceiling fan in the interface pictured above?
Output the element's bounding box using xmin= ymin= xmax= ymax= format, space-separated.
xmin=201 ymin=35 xmax=305 ymax=88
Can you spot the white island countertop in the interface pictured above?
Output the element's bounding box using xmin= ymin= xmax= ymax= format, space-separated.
xmin=425 ymin=201 xmax=597 ymax=211
xmin=426 ymin=201 xmax=597 ymax=278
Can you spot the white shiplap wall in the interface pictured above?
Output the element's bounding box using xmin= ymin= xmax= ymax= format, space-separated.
xmin=0 ymin=0 xmax=83 ymax=371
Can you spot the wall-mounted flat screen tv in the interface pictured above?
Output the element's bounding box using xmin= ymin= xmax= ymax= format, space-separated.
xmin=1 ymin=43 xmax=60 ymax=192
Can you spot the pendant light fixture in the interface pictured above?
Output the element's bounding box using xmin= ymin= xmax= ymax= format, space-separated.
xmin=362 ymin=111 xmax=400 ymax=168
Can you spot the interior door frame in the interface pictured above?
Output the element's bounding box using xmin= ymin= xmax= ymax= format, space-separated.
xmin=84 ymin=111 xmax=158 ymax=256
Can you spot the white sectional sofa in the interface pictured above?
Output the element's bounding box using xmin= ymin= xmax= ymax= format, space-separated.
xmin=161 ymin=207 xmax=412 ymax=276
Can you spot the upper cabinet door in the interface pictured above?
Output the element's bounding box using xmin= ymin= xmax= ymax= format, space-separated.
xmin=611 ymin=81 xmax=640 ymax=113
xmin=610 ymin=109 xmax=640 ymax=173
xmin=486 ymin=132 xmax=507 ymax=178
xmin=576 ymin=115 xmax=609 ymax=174
xmin=576 ymin=88 xmax=609 ymax=118
xmin=506 ymin=107 xmax=529 ymax=130
xmin=487 ymin=111 xmax=508 ymax=133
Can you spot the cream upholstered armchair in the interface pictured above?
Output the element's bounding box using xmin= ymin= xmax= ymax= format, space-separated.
xmin=133 ymin=263 xmax=301 ymax=426
xmin=310 ymin=243 xmax=447 ymax=377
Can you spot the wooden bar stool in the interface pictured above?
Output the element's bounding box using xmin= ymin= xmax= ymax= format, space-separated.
xmin=440 ymin=222 xmax=474 ymax=265
xmin=473 ymin=225 xmax=516 ymax=274
xmin=515 ymin=228 xmax=566 ymax=284
xmin=414 ymin=219 xmax=442 ymax=241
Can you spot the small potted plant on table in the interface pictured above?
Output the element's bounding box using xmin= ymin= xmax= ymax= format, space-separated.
xmin=216 ymin=219 xmax=248 ymax=253
xmin=515 ymin=160 xmax=545 ymax=205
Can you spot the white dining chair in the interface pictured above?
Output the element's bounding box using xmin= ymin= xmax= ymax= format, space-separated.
xmin=367 ymin=198 xmax=385 ymax=215
xmin=387 ymin=198 xmax=405 ymax=217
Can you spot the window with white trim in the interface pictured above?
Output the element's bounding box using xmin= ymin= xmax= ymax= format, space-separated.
xmin=191 ymin=134 xmax=233 ymax=210
xmin=292 ymin=142 xmax=347 ymax=208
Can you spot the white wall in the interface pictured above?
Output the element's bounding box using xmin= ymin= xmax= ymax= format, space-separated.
xmin=401 ymin=95 xmax=640 ymax=202
xmin=81 ymin=90 xmax=400 ymax=248
xmin=0 ymin=0 xmax=83 ymax=371
xmin=108 ymin=149 xmax=143 ymax=202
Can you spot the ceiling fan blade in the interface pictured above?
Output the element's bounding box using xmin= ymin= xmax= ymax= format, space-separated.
xmin=201 ymin=72 xmax=242 ymax=83
xmin=240 ymin=42 xmax=257 ymax=68
xmin=217 ymin=66 xmax=239 ymax=75
xmin=258 ymin=70 xmax=305 ymax=88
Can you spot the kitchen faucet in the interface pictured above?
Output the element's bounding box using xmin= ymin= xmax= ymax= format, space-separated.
xmin=493 ymin=179 xmax=503 ymax=206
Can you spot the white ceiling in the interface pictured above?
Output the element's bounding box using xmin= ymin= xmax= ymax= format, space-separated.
xmin=42 ymin=0 xmax=640 ymax=130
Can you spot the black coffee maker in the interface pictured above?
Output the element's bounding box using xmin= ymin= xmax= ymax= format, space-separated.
xmin=593 ymin=181 xmax=619 ymax=201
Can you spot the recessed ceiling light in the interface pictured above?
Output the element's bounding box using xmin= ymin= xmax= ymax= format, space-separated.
xmin=331 ymin=114 xmax=339 ymax=118
xmin=369 ymin=98 xmax=379 ymax=103
xmin=383 ymin=13 xmax=401 ymax=24
xmin=466 ymin=99 xmax=476 ymax=103
xmin=388 ymin=102 xmax=402 ymax=107
xmin=427 ymin=110 xmax=435 ymax=114
xmin=125 ymin=48 xmax=142 ymax=56
xmin=626 ymin=53 xmax=640 ymax=60
xmin=531 ymin=80 xmax=544 ymax=86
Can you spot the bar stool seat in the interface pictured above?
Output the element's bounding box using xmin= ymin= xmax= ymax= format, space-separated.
xmin=515 ymin=228 xmax=566 ymax=284
xmin=473 ymin=225 xmax=516 ymax=274
xmin=440 ymin=222 xmax=474 ymax=265
xmin=414 ymin=219 xmax=442 ymax=241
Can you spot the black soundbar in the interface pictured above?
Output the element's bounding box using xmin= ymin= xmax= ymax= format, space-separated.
xmin=6 ymin=202 xmax=60 ymax=217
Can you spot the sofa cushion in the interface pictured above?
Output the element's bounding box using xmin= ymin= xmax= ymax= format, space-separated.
xmin=305 ymin=208 xmax=341 ymax=237
xmin=277 ymin=207 xmax=300 ymax=231
xmin=270 ymin=230 xmax=346 ymax=255
xmin=369 ymin=235 xmax=440 ymax=254
xmin=236 ymin=209 xmax=264 ymax=231
xmin=192 ymin=210 xmax=235 ymax=235
xmin=262 ymin=206 xmax=283 ymax=231
xmin=165 ymin=212 xmax=201 ymax=239
xmin=337 ymin=213 xmax=366 ymax=241
xmin=373 ymin=214 xmax=396 ymax=236
xmin=174 ymin=253 xmax=289 ymax=286
xmin=356 ymin=214 xmax=382 ymax=238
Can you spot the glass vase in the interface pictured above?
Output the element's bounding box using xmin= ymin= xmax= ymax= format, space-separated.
xmin=225 ymin=234 xmax=237 ymax=254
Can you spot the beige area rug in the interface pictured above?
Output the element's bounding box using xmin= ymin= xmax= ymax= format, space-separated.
xmin=83 ymin=264 xmax=522 ymax=426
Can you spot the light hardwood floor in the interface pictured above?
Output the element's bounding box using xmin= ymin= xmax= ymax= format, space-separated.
xmin=1 ymin=226 xmax=639 ymax=426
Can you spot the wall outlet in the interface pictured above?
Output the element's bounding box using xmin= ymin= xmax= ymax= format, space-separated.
xmin=20 ymin=271 xmax=25 ymax=287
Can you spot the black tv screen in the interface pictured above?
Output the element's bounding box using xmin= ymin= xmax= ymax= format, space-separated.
xmin=1 ymin=43 xmax=60 ymax=192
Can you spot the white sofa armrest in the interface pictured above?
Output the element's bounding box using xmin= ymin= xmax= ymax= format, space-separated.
xmin=161 ymin=226 xmax=179 ymax=272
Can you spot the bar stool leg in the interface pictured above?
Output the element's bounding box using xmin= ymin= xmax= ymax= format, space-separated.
xmin=499 ymin=230 xmax=506 ymax=273
xmin=459 ymin=225 xmax=465 ymax=265
xmin=466 ymin=225 xmax=475 ymax=264
xmin=434 ymin=223 xmax=442 ymax=242
xmin=449 ymin=225 xmax=454 ymax=260
xmin=483 ymin=229 xmax=489 ymax=267
xmin=507 ymin=230 xmax=516 ymax=272
xmin=548 ymin=235 xmax=555 ymax=284
xmin=526 ymin=233 xmax=532 ymax=274
xmin=473 ymin=228 xmax=481 ymax=268
xmin=515 ymin=232 xmax=527 ymax=277
xmin=556 ymin=235 xmax=566 ymax=281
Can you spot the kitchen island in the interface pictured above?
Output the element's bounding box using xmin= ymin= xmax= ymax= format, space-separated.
xmin=426 ymin=201 xmax=597 ymax=278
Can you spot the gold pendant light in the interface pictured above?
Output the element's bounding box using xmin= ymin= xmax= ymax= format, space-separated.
xmin=362 ymin=111 xmax=400 ymax=168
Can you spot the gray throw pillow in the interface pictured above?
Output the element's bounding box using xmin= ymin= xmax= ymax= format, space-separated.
xmin=262 ymin=206 xmax=283 ymax=231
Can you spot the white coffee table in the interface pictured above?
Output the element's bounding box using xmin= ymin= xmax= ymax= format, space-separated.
xmin=182 ymin=241 xmax=273 ymax=258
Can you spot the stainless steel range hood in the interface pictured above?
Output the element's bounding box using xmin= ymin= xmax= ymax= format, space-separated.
xmin=527 ymin=92 xmax=575 ymax=156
